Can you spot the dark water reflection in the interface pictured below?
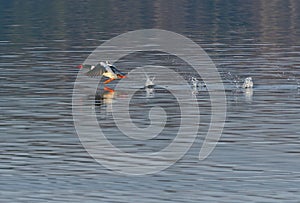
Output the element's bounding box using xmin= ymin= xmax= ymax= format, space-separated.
xmin=1 ymin=0 xmax=300 ymax=202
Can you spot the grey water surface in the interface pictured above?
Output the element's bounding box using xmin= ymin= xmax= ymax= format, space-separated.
xmin=1 ymin=1 xmax=300 ymax=202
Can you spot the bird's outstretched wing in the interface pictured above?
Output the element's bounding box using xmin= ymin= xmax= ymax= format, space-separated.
xmin=85 ymin=63 xmax=106 ymax=77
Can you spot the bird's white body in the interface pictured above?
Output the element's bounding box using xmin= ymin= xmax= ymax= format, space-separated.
xmin=103 ymin=69 xmax=118 ymax=79
xmin=242 ymin=77 xmax=253 ymax=88
xmin=100 ymin=62 xmax=119 ymax=79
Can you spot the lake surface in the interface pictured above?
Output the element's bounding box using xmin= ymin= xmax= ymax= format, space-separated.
xmin=1 ymin=0 xmax=300 ymax=202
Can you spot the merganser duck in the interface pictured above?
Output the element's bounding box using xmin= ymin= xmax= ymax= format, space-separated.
xmin=242 ymin=77 xmax=253 ymax=89
xmin=77 ymin=61 xmax=126 ymax=84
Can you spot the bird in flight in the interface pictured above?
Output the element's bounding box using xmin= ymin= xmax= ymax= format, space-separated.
xmin=77 ymin=61 xmax=126 ymax=84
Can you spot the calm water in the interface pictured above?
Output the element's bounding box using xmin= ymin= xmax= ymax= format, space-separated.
xmin=1 ymin=0 xmax=300 ymax=202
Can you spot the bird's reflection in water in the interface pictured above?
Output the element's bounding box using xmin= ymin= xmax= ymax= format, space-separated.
xmin=191 ymin=84 xmax=207 ymax=96
xmin=95 ymin=86 xmax=156 ymax=116
xmin=244 ymin=88 xmax=253 ymax=103
xmin=145 ymin=87 xmax=155 ymax=98
xmin=95 ymin=88 xmax=115 ymax=114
